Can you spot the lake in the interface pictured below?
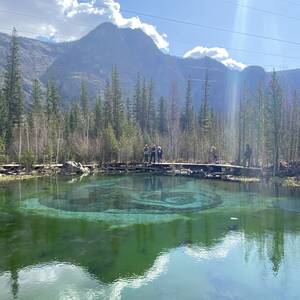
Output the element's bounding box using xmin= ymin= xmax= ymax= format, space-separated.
xmin=0 ymin=174 xmax=300 ymax=300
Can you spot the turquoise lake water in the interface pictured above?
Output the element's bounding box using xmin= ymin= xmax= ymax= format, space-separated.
xmin=0 ymin=174 xmax=300 ymax=299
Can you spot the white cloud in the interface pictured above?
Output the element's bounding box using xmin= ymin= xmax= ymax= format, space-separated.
xmin=56 ymin=0 xmax=169 ymax=50
xmin=222 ymin=58 xmax=247 ymax=71
xmin=57 ymin=0 xmax=106 ymax=17
xmin=102 ymin=0 xmax=169 ymax=50
xmin=184 ymin=46 xmax=247 ymax=71
xmin=0 ymin=0 xmax=169 ymax=51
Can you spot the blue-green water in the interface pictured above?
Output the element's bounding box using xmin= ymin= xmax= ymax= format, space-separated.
xmin=0 ymin=175 xmax=300 ymax=299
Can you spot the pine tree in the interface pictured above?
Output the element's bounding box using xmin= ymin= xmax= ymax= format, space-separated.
xmin=289 ymin=91 xmax=299 ymax=162
xmin=45 ymin=82 xmax=52 ymax=122
xmin=28 ymin=79 xmax=43 ymax=160
xmin=45 ymin=80 xmax=60 ymax=163
xmin=94 ymin=95 xmax=103 ymax=137
xmin=3 ymin=28 xmax=23 ymax=152
xmin=30 ymin=79 xmax=43 ymax=116
xmin=80 ymin=81 xmax=90 ymax=154
xmin=182 ymin=77 xmax=194 ymax=132
xmin=266 ymin=71 xmax=283 ymax=175
xmin=0 ymin=89 xmax=7 ymax=142
xmin=80 ymin=81 xmax=89 ymax=120
xmin=199 ymin=69 xmax=211 ymax=136
xmin=158 ymin=96 xmax=168 ymax=136
xmin=133 ymin=73 xmax=141 ymax=126
xmin=125 ymin=96 xmax=133 ymax=123
xmin=237 ymin=83 xmax=249 ymax=165
xmin=140 ymin=78 xmax=148 ymax=132
xmin=69 ymin=103 xmax=80 ymax=133
xmin=254 ymin=82 xmax=265 ymax=166
xmin=46 ymin=80 xmax=59 ymax=121
xmin=111 ymin=67 xmax=123 ymax=140
xmin=103 ymin=124 xmax=118 ymax=162
xmin=147 ymin=79 xmax=156 ymax=135
xmin=104 ymin=79 xmax=113 ymax=129
xmin=169 ymin=82 xmax=180 ymax=161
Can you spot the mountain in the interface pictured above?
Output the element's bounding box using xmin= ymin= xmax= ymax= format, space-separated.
xmin=0 ymin=22 xmax=300 ymax=111
xmin=42 ymin=22 xmax=242 ymax=111
xmin=0 ymin=32 xmax=71 ymax=92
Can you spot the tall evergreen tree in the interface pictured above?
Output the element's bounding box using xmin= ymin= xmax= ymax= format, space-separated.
xmin=94 ymin=95 xmax=103 ymax=137
xmin=80 ymin=81 xmax=89 ymax=120
xmin=28 ymin=79 xmax=43 ymax=160
xmin=125 ymin=96 xmax=133 ymax=123
xmin=69 ymin=103 xmax=80 ymax=133
xmin=254 ymin=82 xmax=265 ymax=166
xmin=199 ymin=69 xmax=211 ymax=136
xmin=133 ymin=73 xmax=141 ymax=126
xmin=289 ymin=91 xmax=299 ymax=162
xmin=158 ymin=96 xmax=168 ymax=136
xmin=182 ymin=77 xmax=194 ymax=132
xmin=266 ymin=71 xmax=283 ymax=175
xmin=80 ymin=81 xmax=90 ymax=153
xmin=46 ymin=80 xmax=59 ymax=121
xmin=140 ymin=78 xmax=148 ymax=132
xmin=30 ymin=79 xmax=43 ymax=116
xmin=104 ymin=79 xmax=113 ymax=128
xmin=111 ymin=67 xmax=123 ymax=140
xmin=3 ymin=28 xmax=23 ymax=150
xmin=147 ymin=79 xmax=156 ymax=135
xmin=0 ymin=89 xmax=7 ymax=142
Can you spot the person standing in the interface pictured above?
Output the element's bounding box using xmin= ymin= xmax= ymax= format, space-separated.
xmin=144 ymin=144 xmax=149 ymax=163
xmin=150 ymin=144 xmax=156 ymax=164
xmin=244 ymin=144 xmax=252 ymax=167
xmin=210 ymin=146 xmax=218 ymax=163
xmin=157 ymin=146 xmax=163 ymax=163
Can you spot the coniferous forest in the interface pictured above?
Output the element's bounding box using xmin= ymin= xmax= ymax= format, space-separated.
xmin=0 ymin=29 xmax=298 ymax=176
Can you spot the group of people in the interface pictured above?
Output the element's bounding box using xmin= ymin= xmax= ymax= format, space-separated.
xmin=143 ymin=143 xmax=253 ymax=167
xmin=144 ymin=145 xmax=163 ymax=164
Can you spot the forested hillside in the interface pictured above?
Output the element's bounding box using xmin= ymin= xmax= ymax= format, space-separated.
xmin=0 ymin=29 xmax=298 ymax=176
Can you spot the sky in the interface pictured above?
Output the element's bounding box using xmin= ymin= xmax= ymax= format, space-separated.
xmin=0 ymin=0 xmax=300 ymax=71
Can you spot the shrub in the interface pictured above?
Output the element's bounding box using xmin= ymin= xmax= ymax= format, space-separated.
xmin=21 ymin=150 xmax=35 ymax=171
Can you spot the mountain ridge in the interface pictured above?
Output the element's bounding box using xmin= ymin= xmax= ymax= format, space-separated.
xmin=0 ymin=22 xmax=299 ymax=111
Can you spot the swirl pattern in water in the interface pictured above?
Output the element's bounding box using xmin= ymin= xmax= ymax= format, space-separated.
xmin=39 ymin=176 xmax=222 ymax=214
xmin=19 ymin=175 xmax=226 ymax=225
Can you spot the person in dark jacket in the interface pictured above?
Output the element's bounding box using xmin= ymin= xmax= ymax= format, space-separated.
xmin=244 ymin=144 xmax=252 ymax=167
xmin=157 ymin=146 xmax=163 ymax=163
xmin=144 ymin=144 xmax=149 ymax=163
xmin=150 ymin=145 xmax=156 ymax=163
xmin=210 ymin=146 xmax=218 ymax=163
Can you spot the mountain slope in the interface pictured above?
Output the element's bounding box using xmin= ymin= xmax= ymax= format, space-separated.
xmin=41 ymin=22 xmax=240 ymax=111
xmin=1 ymin=23 xmax=300 ymax=112
xmin=0 ymin=33 xmax=71 ymax=92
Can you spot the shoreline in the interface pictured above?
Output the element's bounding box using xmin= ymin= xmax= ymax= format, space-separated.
xmin=0 ymin=173 xmax=53 ymax=183
xmin=1 ymin=162 xmax=300 ymax=187
xmin=1 ymin=170 xmax=299 ymax=188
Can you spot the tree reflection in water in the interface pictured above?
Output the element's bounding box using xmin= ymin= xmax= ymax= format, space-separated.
xmin=0 ymin=175 xmax=299 ymax=299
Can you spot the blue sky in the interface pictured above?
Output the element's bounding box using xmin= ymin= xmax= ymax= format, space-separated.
xmin=1 ymin=0 xmax=300 ymax=71
xmin=119 ymin=0 xmax=300 ymax=70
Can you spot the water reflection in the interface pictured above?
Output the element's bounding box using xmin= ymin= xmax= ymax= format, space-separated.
xmin=0 ymin=175 xmax=300 ymax=299
xmin=1 ymin=231 xmax=299 ymax=300
xmin=0 ymin=252 xmax=169 ymax=300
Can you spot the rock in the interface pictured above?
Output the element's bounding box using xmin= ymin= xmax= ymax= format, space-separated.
xmin=180 ymin=168 xmax=193 ymax=175
xmin=60 ymin=161 xmax=90 ymax=175
xmin=0 ymin=168 xmax=7 ymax=174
